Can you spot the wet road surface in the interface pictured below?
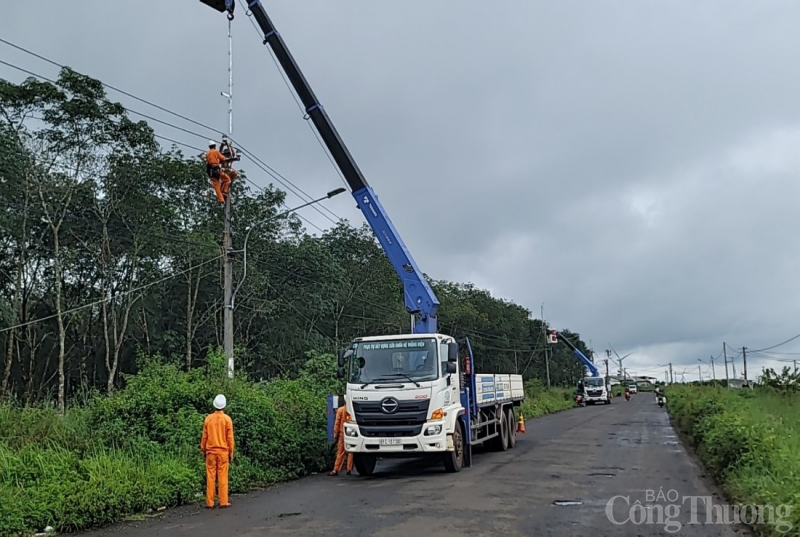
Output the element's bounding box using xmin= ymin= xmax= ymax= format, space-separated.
xmin=81 ymin=394 xmax=753 ymax=536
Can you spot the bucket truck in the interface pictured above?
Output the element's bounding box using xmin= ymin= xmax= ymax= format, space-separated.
xmin=547 ymin=329 xmax=611 ymax=405
xmin=199 ymin=0 xmax=524 ymax=475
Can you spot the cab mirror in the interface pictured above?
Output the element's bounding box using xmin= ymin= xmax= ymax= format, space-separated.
xmin=337 ymin=367 xmax=345 ymax=379
xmin=447 ymin=342 xmax=459 ymax=362
xmin=445 ymin=362 xmax=457 ymax=374
xmin=337 ymin=348 xmax=352 ymax=367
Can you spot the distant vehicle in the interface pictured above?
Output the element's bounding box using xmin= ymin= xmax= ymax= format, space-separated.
xmin=582 ymin=376 xmax=611 ymax=405
xmin=628 ymin=384 xmax=638 ymax=394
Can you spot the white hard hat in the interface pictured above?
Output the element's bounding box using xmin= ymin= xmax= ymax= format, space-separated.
xmin=213 ymin=394 xmax=227 ymax=410
xmin=208 ymin=140 xmax=216 ymax=147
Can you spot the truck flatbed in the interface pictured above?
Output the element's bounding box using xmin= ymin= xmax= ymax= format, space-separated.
xmin=475 ymin=374 xmax=525 ymax=407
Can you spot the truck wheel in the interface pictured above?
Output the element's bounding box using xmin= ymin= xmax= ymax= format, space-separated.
xmin=354 ymin=454 xmax=377 ymax=476
xmin=506 ymin=408 xmax=516 ymax=448
xmin=499 ymin=409 xmax=509 ymax=451
xmin=443 ymin=420 xmax=464 ymax=473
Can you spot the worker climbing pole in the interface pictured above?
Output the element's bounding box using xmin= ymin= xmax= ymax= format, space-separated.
xmin=206 ymin=140 xmax=237 ymax=204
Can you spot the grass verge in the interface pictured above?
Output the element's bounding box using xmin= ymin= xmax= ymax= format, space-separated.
xmin=520 ymin=381 xmax=574 ymax=418
xmin=665 ymin=385 xmax=800 ymax=537
xmin=0 ymin=349 xmax=341 ymax=536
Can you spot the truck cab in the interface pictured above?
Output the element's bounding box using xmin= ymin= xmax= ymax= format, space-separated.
xmin=338 ymin=333 xmax=461 ymax=474
xmin=337 ymin=333 xmax=523 ymax=475
xmin=581 ymin=376 xmax=611 ymax=405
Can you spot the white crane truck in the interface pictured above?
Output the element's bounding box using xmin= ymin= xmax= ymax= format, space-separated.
xmin=199 ymin=0 xmax=525 ymax=474
xmin=338 ymin=335 xmax=524 ymax=474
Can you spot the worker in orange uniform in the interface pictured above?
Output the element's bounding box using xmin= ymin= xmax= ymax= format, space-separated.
xmin=329 ymin=395 xmax=353 ymax=476
xmin=201 ymin=394 xmax=235 ymax=508
xmin=206 ymin=140 xmax=237 ymax=204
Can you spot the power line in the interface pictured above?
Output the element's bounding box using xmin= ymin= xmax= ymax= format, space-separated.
xmin=0 ymin=255 xmax=223 ymax=334
xmin=0 ymin=44 xmax=341 ymax=230
xmin=0 ymin=56 xmax=327 ymax=234
xmin=240 ymin=3 xmax=351 ymax=192
xmin=749 ymin=331 xmax=800 ymax=353
xmin=0 ymin=34 xmax=343 ymax=224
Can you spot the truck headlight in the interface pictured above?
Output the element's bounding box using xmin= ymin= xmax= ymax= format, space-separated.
xmin=345 ymin=425 xmax=359 ymax=437
xmin=425 ymin=424 xmax=442 ymax=436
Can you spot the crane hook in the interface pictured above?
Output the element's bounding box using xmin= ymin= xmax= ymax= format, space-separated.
xmin=227 ymin=10 xmax=234 ymax=21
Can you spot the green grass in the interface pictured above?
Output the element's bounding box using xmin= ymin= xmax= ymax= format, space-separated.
xmin=0 ymin=349 xmax=340 ymax=536
xmin=519 ymin=381 xmax=574 ymax=418
xmin=666 ymin=385 xmax=800 ymax=537
xmin=0 ymin=356 xmax=573 ymax=536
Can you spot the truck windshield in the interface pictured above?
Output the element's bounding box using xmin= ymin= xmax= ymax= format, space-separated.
xmin=584 ymin=378 xmax=605 ymax=387
xmin=348 ymin=338 xmax=439 ymax=384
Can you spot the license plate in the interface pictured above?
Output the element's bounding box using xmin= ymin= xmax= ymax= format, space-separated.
xmin=379 ymin=438 xmax=402 ymax=446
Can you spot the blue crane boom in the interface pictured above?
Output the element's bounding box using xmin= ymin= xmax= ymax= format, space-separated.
xmin=200 ymin=0 xmax=440 ymax=333
xmin=548 ymin=329 xmax=599 ymax=377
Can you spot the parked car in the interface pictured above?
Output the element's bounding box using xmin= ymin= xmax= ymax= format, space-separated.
xmin=628 ymin=384 xmax=638 ymax=394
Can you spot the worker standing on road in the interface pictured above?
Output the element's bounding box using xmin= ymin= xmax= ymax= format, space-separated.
xmin=329 ymin=395 xmax=353 ymax=476
xmin=201 ymin=394 xmax=235 ymax=508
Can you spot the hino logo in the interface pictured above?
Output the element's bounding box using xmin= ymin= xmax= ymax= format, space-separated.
xmin=380 ymin=397 xmax=399 ymax=414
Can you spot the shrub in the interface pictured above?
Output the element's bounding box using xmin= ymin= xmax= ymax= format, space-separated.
xmin=0 ymin=348 xmax=338 ymax=535
xmin=666 ymin=385 xmax=800 ymax=537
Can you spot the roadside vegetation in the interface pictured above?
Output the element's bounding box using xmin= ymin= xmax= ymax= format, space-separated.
xmin=665 ymin=372 xmax=800 ymax=537
xmin=520 ymin=381 xmax=573 ymax=418
xmin=0 ymin=352 xmax=576 ymax=535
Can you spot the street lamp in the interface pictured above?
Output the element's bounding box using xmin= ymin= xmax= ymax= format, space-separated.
xmin=229 ymin=187 xmax=346 ymax=308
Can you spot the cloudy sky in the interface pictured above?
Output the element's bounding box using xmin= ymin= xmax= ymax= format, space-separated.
xmin=5 ymin=0 xmax=800 ymax=381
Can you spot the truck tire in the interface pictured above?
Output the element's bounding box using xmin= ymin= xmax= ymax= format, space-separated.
xmin=443 ymin=420 xmax=464 ymax=473
xmin=354 ymin=454 xmax=377 ymax=476
xmin=506 ymin=408 xmax=516 ymax=449
xmin=498 ymin=408 xmax=509 ymax=451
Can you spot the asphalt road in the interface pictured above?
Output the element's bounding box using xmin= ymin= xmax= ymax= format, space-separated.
xmin=81 ymin=394 xmax=754 ymax=537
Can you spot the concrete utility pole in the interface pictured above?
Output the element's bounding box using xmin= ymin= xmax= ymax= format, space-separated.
xmin=723 ymin=342 xmax=730 ymax=388
xmin=795 ymin=359 xmax=798 ymax=374
xmin=222 ymin=18 xmax=235 ymax=379
xmin=542 ymin=304 xmax=550 ymax=388
xmin=698 ymin=365 xmax=702 ymax=383
xmin=669 ymin=362 xmax=674 ymax=384
xmin=742 ymin=346 xmax=748 ymax=385
xmin=710 ymin=355 xmax=716 ymax=382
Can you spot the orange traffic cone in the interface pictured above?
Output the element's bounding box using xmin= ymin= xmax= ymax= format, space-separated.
xmin=516 ymin=412 xmax=526 ymax=433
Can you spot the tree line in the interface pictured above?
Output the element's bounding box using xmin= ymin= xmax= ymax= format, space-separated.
xmin=0 ymin=67 xmax=590 ymax=411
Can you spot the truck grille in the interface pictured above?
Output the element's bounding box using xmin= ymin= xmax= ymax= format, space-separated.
xmin=352 ymin=399 xmax=430 ymax=438
xmin=587 ymin=390 xmax=603 ymax=397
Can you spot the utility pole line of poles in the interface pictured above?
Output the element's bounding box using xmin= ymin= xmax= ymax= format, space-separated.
xmin=669 ymin=362 xmax=674 ymax=384
xmin=222 ymin=18 xmax=235 ymax=380
xmin=698 ymin=364 xmax=702 ymax=383
xmin=723 ymin=341 xmax=730 ymax=388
